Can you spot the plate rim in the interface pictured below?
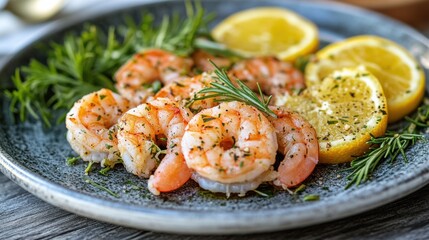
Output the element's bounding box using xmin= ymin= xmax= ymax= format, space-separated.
xmin=1 ymin=0 xmax=429 ymax=234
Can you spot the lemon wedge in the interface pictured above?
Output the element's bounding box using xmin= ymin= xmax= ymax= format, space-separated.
xmin=212 ymin=7 xmax=318 ymax=61
xmin=277 ymin=67 xmax=388 ymax=163
xmin=305 ymin=35 xmax=425 ymax=122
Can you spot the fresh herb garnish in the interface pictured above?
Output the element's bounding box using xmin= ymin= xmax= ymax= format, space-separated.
xmin=85 ymin=161 xmax=94 ymax=175
xmin=84 ymin=176 xmax=119 ymax=198
xmin=5 ymin=1 xmax=213 ymax=126
xmin=6 ymin=26 xmax=126 ymax=126
xmin=201 ymin=114 xmax=216 ymax=122
xmin=149 ymin=141 xmax=167 ymax=162
xmin=194 ymin=38 xmax=243 ymax=58
xmin=66 ymin=156 xmax=80 ymax=166
xmin=293 ymin=184 xmax=306 ymax=194
xmin=303 ymin=194 xmax=320 ymax=201
xmin=188 ymin=61 xmax=277 ymax=118
xmin=346 ymin=98 xmax=429 ymax=188
xmin=125 ymin=1 xmax=211 ymax=57
xmin=142 ymin=80 xmax=162 ymax=93
xmin=99 ymin=167 xmax=111 ymax=176
xmin=294 ymin=54 xmax=314 ymax=73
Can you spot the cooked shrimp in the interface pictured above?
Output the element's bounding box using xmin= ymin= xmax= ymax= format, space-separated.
xmin=181 ymin=101 xmax=278 ymax=196
xmin=154 ymin=72 xmax=218 ymax=111
xmin=229 ymin=57 xmax=305 ymax=96
xmin=66 ymin=88 xmax=132 ymax=166
xmin=192 ymin=50 xmax=232 ymax=73
xmin=114 ymin=49 xmax=194 ymax=105
xmin=117 ymin=98 xmax=193 ymax=195
xmin=268 ymin=107 xmax=319 ymax=188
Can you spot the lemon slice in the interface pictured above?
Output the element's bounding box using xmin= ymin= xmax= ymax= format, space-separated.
xmin=306 ymin=35 xmax=425 ymax=122
xmin=277 ymin=67 xmax=388 ymax=163
xmin=212 ymin=7 xmax=318 ymax=61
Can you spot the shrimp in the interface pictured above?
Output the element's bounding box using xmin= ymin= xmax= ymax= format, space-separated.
xmin=66 ymin=88 xmax=132 ymax=166
xmin=181 ymin=101 xmax=278 ymax=196
xmin=268 ymin=107 xmax=319 ymax=188
xmin=117 ymin=98 xmax=193 ymax=195
xmin=192 ymin=50 xmax=232 ymax=73
xmin=229 ymin=57 xmax=305 ymax=97
xmin=114 ymin=49 xmax=194 ymax=105
xmin=154 ymin=72 xmax=218 ymax=111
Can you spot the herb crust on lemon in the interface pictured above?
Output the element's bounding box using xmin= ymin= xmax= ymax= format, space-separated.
xmin=305 ymin=35 xmax=425 ymax=123
xmin=277 ymin=67 xmax=388 ymax=163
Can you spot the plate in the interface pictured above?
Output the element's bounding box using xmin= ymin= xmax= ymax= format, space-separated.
xmin=1 ymin=0 xmax=429 ymax=234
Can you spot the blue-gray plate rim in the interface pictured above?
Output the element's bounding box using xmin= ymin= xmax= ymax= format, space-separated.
xmin=1 ymin=0 xmax=429 ymax=234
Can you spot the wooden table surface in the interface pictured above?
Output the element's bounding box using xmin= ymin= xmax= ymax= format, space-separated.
xmin=1 ymin=171 xmax=429 ymax=239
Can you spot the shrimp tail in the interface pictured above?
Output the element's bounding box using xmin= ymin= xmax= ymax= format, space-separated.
xmin=148 ymin=154 xmax=192 ymax=195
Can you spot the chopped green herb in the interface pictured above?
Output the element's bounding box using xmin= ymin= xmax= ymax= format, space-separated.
xmin=99 ymin=167 xmax=111 ymax=176
xmin=84 ymin=176 xmax=119 ymax=198
xmin=85 ymin=161 xmax=94 ymax=175
xmin=201 ymin=114 xmax=216 ymax=122
xmin=303 ymin=194 xmax=320 ymax=201
xmin=294 ymin=184 xmax=306 ymax=194
xmin=294 ymin=54 xmax=313 ymax=73
xmin=66 ymin=156 xmax=80 ymax=166
xmin=174 ymin=81 xmax=185 ymax=87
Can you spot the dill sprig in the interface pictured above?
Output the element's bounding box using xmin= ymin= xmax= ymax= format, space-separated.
xmin=188 ymin=61 xmax=277 ymax=118
xmin=346 ymin=98 xmax=429 ymax=188
xmin=5 ymin=1 xmax=212 ymax=126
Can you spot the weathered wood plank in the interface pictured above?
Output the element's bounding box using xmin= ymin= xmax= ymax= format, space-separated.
xmin=1 ymin=172 xmax=429 ymax=239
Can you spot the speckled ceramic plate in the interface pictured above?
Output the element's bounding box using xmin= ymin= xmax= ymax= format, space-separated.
xmin=1 ymin=0 xmax=429 ymax=234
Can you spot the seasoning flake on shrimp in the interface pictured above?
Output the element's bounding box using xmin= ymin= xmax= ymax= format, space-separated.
xmin=66 ymin=88 xmax=132 ymax=167
xmin=181 ymin=101 xmax=278 ymax=197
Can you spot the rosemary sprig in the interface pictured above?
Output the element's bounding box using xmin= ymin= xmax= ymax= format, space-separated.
xmin=6 ymin=26 xmax=126 ymax=126
xmin=346 ymin=98 xmax=429 ymax=188
xmin=188 ymin=61 xmax=277 ymax=118
xmin=5 ymin=1 xmax=212 ymax=126
xmin=122 ymin=1 xmax=209 ymax=56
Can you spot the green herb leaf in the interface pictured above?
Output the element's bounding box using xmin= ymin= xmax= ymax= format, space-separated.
xmin=294 ymin=184 xmax=306 ymax=194
xmin=99 ymin=167 xmax=111 ymax=176
xmin=85 ymin=161 xmax=94 ymax=175
xmin=303 ymin=194 xmax=320 ymax=201
xmin=84 ymin=176 xmax=119 ymax=198
xmin=294 ymin=54 xmax=314 ymax=73
xmin=189 ymin=60 xmax=277 ymax=118
xmin=66 ymin=156 xmax=80 ymax=166
xmin=345 ymin=98 xmax=428 ymax=188
xmin=5 ymin=1 xmax=213 ymax=126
